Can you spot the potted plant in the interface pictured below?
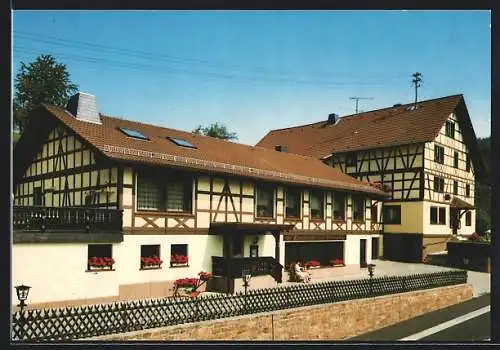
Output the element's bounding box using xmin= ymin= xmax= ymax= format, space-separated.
xmin=198 ymin=271 xmax=212 ymax=281
xmin=170 ymin=254 xmax=189 ymax=267
xmin=88 ymin=256 xmax=115 ymax=270
xmin=330 ymin=258 xmax=345 ymax=267
xmin=141 ymin=255 xmax=163 ymax=269
xmin=305 ymin=260 xmax=321 ymax=269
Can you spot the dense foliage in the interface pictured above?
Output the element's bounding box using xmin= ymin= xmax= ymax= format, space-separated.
xmin=13 ymin=54 xmax=78 ymax=133
xmin=193 ymin=122 xmax=238 ymax=141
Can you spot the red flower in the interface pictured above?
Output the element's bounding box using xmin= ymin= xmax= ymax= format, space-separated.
xmin=142 ymin=255 xmax=163 ymax=266
xmin=171 ymin=254 xmax=188 ymax=264
xmin=330 ymin=258 xmax=344 ymax=266
xmin=88 ymin=256 xmax=114 ymax=267
xmin=198 ymin=271 xmax=212 ymax=281
xmin=305 ymin=260 xmax=321 ymax=268
xmin=174 ymin=278 xmax=198 ymax=287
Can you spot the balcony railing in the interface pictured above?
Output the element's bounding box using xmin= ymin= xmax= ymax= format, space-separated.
xmin=212 ymin=256 xmax=283 ymax=283
xmin=12 ymin=206 xmax=123 ymax=233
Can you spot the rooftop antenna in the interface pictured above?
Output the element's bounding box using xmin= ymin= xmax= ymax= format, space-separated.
xmin=350 ymin=97 xmax=374 ymax=113
xmin=411 ymin=72 xmax=423 ymax=106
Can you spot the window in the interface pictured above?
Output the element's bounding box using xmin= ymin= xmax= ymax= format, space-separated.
xmin=453 ymin=181 xmax=458 ymax=195
xmin=352 ymin=195 xmax=365 ymax=221
xmin=383 ymin=205 xmax=401 ymax=224
xmin=285 ymin=187 xmax=301 ymax=219
xmin=33 ymin=187 xmax=43 ymax=206
xmin=118 ymin=127 xmax=149 ymax=140
xmin=465 ymin=212 xmax=472 ymax=226
xmin=256 ymin=184 xmax=274 ymax=218
xmin=346 ymin=153 xmax=357 ymax=167
xmin=87 ymin=244 xmax=113 ymax=270
xmin=332 ymin=192 xmax=346 ymax=221
xmin=137 ymin=176 xmax=163 ymax=210
xmin=170 ymin=244 xmax=188 ymax=266
xmin=433 ymin=176 xmax=445 ymax=193
xmin=454 ymin=151 xmax=459 ymax=169
xmin=371 ymin=205 xmax=378 ymax=223
xmin=434 ymin=145 xmax=445 ymax=164
xmin=430 ymin=207 xmax=446 ymax=225
xmin=445 ymin=121 xmax=455 ymax=139
xmin=466 ymin=153 xmax=471 ymax=172
xmin=466 ymin=184 xmax=470 ymax=197
xmin=167 ymin=136 xmax=196 ymax=149
xmin=140 ymin=244 xmax=161 ymax=269
xmin=166 ymin=180 xmax=192 ymax=212
xmin=136 ymin=173 xmax=193 ymax=212
xmin=309 ymin=190 xmax=324 ymax=220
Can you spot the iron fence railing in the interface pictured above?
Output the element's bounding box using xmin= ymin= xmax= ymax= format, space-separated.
xmin=13 ymin=206 xmax=123 ymax=233
xmin=11 ymin=270 xmax=467 ymax=342
xmin=212 ymin=256 xmax=283 ymax=282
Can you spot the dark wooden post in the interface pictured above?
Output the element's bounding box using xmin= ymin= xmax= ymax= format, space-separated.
xmin=273 ymin=231 xmax=282 ymax=283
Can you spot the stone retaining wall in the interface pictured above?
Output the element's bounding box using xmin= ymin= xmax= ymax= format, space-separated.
xmin=86 ymin=283 xmax=473 ymax=341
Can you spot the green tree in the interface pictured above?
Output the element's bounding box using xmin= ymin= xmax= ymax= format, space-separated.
xmin=13 ymin=54 xmax=78 ymax=133
xmin=193 ymin=122 xmax=238 ymax=141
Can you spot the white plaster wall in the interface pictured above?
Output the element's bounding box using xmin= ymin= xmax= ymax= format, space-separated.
xmin=344 ymin=235 xmax=374 ymax=265
xmin=12 ymin=243 xmax=120 ymax=306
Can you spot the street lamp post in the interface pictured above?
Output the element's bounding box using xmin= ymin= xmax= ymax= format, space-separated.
xmin=14 ymin=285 xmax=31 ymax=341
xmin=242 ymin=272 xmax=251 ymax=313
xmin=15 ymin=285 xmax=31 ymax=312
xmin=367 ymin=264 xmax=376 ymax=296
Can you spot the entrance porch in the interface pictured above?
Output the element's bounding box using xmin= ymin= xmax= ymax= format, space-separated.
xmin=207 ymin=222 xmax=293 ymax=293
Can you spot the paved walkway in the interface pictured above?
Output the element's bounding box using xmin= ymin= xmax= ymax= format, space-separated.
xmin=202 ymin=259 xmax=490 ymax=298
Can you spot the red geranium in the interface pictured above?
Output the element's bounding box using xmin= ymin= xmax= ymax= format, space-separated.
xmin=141 ymin=255 xmax=163 ymax=267
xmin=330 ymin=258 xmax=344 ymax=266
xmin=88 ymin=256 xmax=115 ymax=268
xmin=174 ymin=278 xmax=198 ymax=288
xmin=171 ymin=254 xmax=189 ymax=265
xmin=198 ymin=271 xmax=212 ymax=281
xmin=305 ymin=260 xmax=321 ymax=268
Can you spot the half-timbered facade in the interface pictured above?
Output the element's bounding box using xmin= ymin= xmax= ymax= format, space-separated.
xmin=12 ymin=92 xmax=387 ymax=308
xmin=256 ymin=95 xmax=486 ymax=262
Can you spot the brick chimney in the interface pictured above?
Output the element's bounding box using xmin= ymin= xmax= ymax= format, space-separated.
xmin=66 ymin=92 xmax=101 ymax=124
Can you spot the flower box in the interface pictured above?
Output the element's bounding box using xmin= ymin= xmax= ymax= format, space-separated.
xmin=141 ymin=255 xmax=163 ymax=269
xmin=330 ymin=258 xmax=345 ymax=267
xmin=170 ymin=254 xmax=189 ymax=267
xmin=305 ymin=260 xmax=321 ymax=269
xmin=88 ymin=256 xmax=115 ymax=270
xmin=174 ymin=277 xmax=199 ymax=288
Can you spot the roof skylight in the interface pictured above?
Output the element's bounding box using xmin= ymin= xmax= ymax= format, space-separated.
xmin=167 ymin=136 xmax=197 ymax=149
xmin=118 ymin=127 xmax=149 ymax=140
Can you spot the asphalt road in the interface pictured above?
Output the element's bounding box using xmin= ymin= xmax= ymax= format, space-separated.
xmin=349 ymin=293 xmax=491 ymax=342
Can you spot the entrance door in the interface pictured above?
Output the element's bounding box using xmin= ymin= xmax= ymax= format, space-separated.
xmin=450 ymin=208 xmax=460 ymax=235
xmin=232 ymin=235 xmax=244 ymax=258
xmin=360 ymin=239 xmax=367 ymax=267
xmin=372 ymin=237 xmax=379 ymax=260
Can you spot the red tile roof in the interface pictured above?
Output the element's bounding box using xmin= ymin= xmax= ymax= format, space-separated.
xmin=30 ymin=104 xmax=388 ymax=197
xmin=256 ymin=95 xmax=464 ymax=158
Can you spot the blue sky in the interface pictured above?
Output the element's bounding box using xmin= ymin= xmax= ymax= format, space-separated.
xmin=12 ymin=10 xmax=491 ymax=144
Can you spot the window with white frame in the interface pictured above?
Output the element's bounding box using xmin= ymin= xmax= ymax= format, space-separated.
xmin=285 ymin=187 xmax=301 ymax=219
xmin=352 ymin=195 xmax=365 ymax=221
xmin=256 ymin=184 xmax=274 ymax=218
xmin=332 ymin=192 xmax=346 ymax=221
xmin=309 ymin=190 xmax=324 ymax=220
xmin=136 ymin=172 xmax=192 ymax=212
xmin=430 ymin=206 xmax=446 ymax=225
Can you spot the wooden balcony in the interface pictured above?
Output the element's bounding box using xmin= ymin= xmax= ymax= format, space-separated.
xmin=12 ymin=206 xmax=123 ymax=243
